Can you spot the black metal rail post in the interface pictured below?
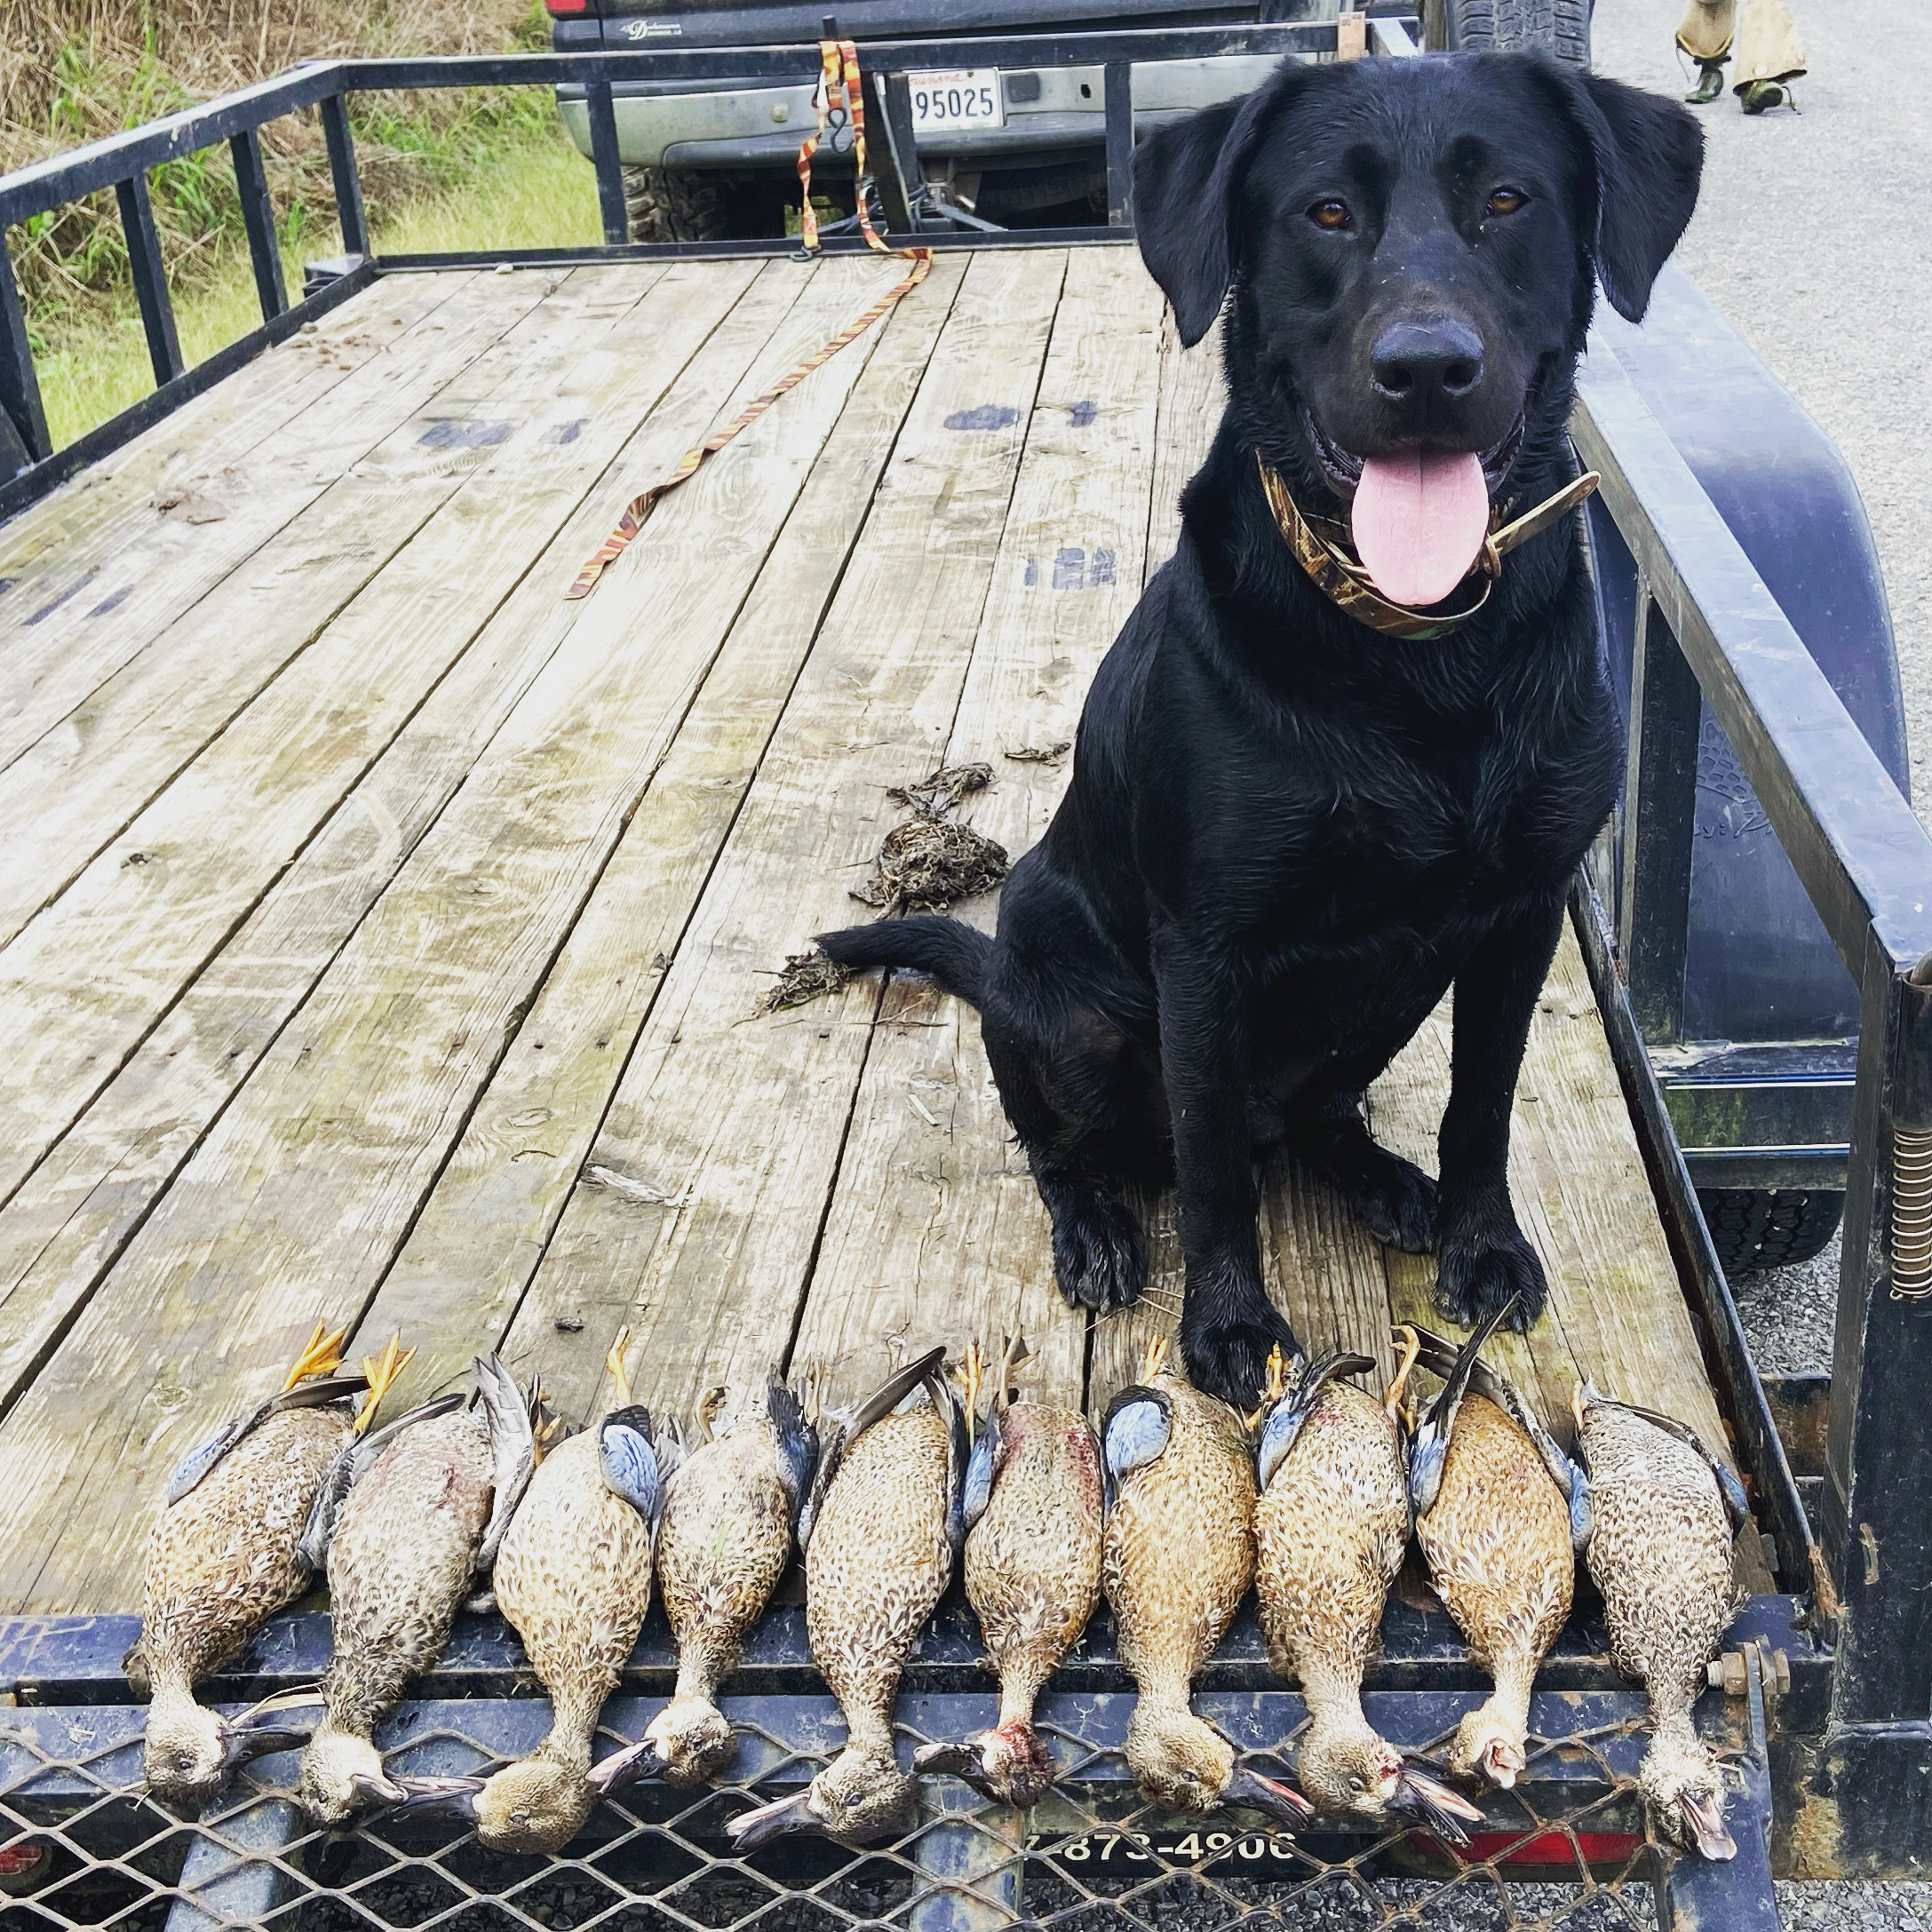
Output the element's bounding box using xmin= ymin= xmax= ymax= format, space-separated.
xmin=115 ymin=170 xmax=185 ymax=387
xmin=1809 ymin=943 xmax=1932 ymax=1869
xmin=874 ymin=71 xmax=924 ymax=234
xmin=584 ymin=76 xmax=630 ymax=248
xmin=228 ymin=125 xmax=289 ymax=322
xmin=0 ymin=235 xmax=48 ymax=469
xmin=1103 ymin=60 xmax=1133 ymax=230
xmin=1618 ymin=584 xmax=1700 ymax=1045
xmin=319 ymin=91 xmax=370 ymax=258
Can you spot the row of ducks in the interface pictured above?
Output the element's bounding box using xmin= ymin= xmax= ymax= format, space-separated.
xmin=130 ymin=1300 xmax=1746 ymax=1865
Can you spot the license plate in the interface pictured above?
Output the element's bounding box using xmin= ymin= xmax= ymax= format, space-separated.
xmin=908 ymin=68 xmax=1004 ymax=134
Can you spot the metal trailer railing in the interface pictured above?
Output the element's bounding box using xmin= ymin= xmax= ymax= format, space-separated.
xmin=0 ymin=13 xmax=1420 ymax=521
xmin=0 ymin=11 xmax=1925 ymax=1923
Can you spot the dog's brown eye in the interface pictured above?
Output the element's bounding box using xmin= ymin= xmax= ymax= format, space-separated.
xmin=1486 ymin=187 xmax=1527 ymax=218
xmin=1308 ymin=199 xmax=1352 ymax=230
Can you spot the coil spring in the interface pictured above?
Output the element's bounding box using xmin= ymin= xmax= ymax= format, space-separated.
xmin=1891 ymin=1125 xmax=1932 ymax=1299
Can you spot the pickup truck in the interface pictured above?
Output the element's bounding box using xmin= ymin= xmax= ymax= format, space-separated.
xmin=543 ymin=0 xmax=1591 ymax=240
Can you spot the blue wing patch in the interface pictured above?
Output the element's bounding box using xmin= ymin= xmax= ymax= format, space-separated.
xmin=962 ymin=1415 xmax=999 ymax=1533
xmin=1102 ymin=1396 xmax=1171 ymax=1486
xmin=1408 ymin=1430 xmax=1451 ymax=1520
xmin=1564 ymin=1463 xmax=1594 ymax=1554
xmin=165 ymin=1417 xmax=248 ymax=1504
xmin=1256 ymin=1397 xmax=1313 ymax=1494
xmin=599 ymin=1419 xmax=664 ymax=1529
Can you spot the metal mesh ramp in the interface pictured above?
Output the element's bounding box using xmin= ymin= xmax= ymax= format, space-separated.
xmin=0 ymin=1667 xmax=1776 ymax=1932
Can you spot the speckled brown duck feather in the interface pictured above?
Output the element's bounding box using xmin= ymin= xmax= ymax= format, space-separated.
xmin=1253 ymin=1341 xmax=1481 ymax=1845
xmin=1100 ymin=1336 xmax=1312 ymax=1832
xmin=916 ymin=1338 xmax=1103 ymax=1808
xmin=434 ymin=1330 xmax=687 ymax=1854
xmin=297 ymin=1353 xmax=533 ymax=1824
xmin=1404 ymin=1304 xmax=1586 ymax=1792
xmin=130 ymin=1322 xmax=373 ymax=1808
xmin=727 ymin=1347 xmax=961 ymax=1851
xmin=1574 ymin=1383 xmax=1747 ymax=1861
xmin=579 ymin=1370 xmax=816 ymax=1801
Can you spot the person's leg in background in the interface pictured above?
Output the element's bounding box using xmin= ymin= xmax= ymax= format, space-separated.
xmin=1677 ymin=0 xmax=1734 ymax=103
xmin=1732 ymin=0 xmax=1806 ymax=113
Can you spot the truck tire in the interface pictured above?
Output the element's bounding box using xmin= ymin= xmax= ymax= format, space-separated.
xmin=623 ymin=164 xmax=729 ymax=243
xmin=1697 ymin=1188 xmax=1844 ymax=1275
xmin=1420 ymin=0 xmax=1591 ymax=64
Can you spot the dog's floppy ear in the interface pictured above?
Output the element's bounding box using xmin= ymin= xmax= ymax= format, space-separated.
xmin=1533 ymin=61 xmax=1704 ymax=323
xmin=1133 ymin=62 xmax=1312 ymax=346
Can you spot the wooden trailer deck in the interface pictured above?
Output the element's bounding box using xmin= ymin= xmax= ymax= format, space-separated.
xmin=0 ymin=247 xmax=1756 ymax=1614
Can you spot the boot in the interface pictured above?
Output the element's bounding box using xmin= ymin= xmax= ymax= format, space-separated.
xmin=1686 ymin=58 xmax=1729 ymax=102
xmin=1739 ymin=78 xmax=1796 ymax=112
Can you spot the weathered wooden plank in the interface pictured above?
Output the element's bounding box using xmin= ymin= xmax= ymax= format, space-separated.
xmin=0 ymin=272 xmax=701 ymax=1214
xmin=1142 ymin=305 xmax=1223 ymax=584
xmin=354 ymin=251 xmax=974 ymax=1405
xmin=0 ymin=269 xmax=459 ymax=618
xmin=0 ymin=271 xmax=538 ymax=776
xmin=787 ymin=247 xmax=1165 ymax=1417
xmin=0 ymin=254 xmax=919 ymax=1614
xmin=0 ymin=258 xmax=779 ymax=1422
xmin=0 ymin=268 xmax=665 ymax=954
xmin=494 ymin=248 xmax=1069 ymax=1431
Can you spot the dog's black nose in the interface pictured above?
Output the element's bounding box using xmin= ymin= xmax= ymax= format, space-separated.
xmin=1370 ymin=320 xmax=1484 ymax=403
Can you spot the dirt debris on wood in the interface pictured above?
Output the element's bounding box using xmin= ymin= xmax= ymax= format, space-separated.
xmin=755 ymin=950 xmax=855 ymax=1016
xmin=1004 ymin=740 xmax=1073 ymax=767
xmin=886 ymin=760 xmax=994 ymax=816
xmin=850 ymin=815 xmax=1009 ymax=914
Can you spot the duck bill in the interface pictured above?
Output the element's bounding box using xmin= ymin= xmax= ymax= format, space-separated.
xmin=219 ymin=1721 xmax=314 ymax=1771
xmin=1387 ymin=1769 xmax=1483 ymax=1850
xmin=1221 ymin=1768 xmax=1316 ymax=1830
xmin=911 ymin=1741 xmax=1000 ymax=1801
xmin=1677 ymin=1793 xmax=1737 ymax=1862
xmin=219 ymin=1685 xmax=324 ymax=1770
xmin=726 ymin=1789 xmax=822 ymax=1849
xmin=378 ymin=1775 xmax=486 ymax=1825
xmin=586 ymin=1740 xmax=671 ymax=1797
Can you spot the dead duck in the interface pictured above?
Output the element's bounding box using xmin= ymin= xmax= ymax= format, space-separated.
xmin=383 ymin=1332 xmax=683 ymax=1852
xmin=1403 ymin=1301 xmax=1587 ymax=1792
xmin=1101 ymin=1335 xmax=1314 ymax=1833
xmin=128 ymin=1321 xmax=383 ymax=1807
xmin=587 ymin=1373 xmax=817 ymax=1799
xmin=1253 ymin=1340 xmax=1481 ymax=1847
xmin=296 ymin=1351 xmax=533 ymax=1825
xmin=1572 ymin=1382 xmax=1747 ymax=1862
xmin=915 ymin=1337 xmax=1104 ymax=1809
xmin=726 ymin=1346 xmax=961 ymax=1850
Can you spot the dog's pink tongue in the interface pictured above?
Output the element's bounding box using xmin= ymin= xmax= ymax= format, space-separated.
xmin=1349 ymin=448 xmax=1489 ymax=608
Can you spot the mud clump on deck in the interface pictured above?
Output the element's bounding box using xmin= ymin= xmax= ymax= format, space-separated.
xmin=756 ymin=950 xmax=855 ymax=1016
xmin=755 ymin=760 xmax=1008 ymax=1017
xmin=886 ymin=760 xmax=995 ymax=816
xmin=851 ymin=761 xmax=1009 ymax=914
xmin=851 ymin=815 xmax=1008 ymax=915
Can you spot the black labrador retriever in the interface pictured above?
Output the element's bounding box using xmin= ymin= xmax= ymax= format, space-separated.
xmin=820 ymin=51 xmax=1702 ymax=1407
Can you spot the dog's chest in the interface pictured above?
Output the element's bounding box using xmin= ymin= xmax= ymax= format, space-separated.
xmin=1248 ymin=738 xmax=1581 ymax=926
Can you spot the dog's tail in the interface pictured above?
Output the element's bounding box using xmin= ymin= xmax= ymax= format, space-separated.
xmin=815 ymin=918 xmax=990 ymax=1008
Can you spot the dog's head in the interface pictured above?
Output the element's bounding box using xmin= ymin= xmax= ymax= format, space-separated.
xmin=1134 ymin=53 xmax=1701 ymax=603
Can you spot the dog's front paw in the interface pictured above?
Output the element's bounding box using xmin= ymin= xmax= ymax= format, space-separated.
xmin=1434 ymin=1225 xmax=1546 ymax=1331
xmin=1181 ymin=1303 xmax=1300 ymax=1411
xmin=1344 ymin=1149 xmax=1437 ymax=1255
xmin=1050 ymin=1191 xmax=1147 ymax=1310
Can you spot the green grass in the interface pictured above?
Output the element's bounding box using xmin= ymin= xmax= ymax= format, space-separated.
xmin=35 ymin=105 xmax=601 ymax=450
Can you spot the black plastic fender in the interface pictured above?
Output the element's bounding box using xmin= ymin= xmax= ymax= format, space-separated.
xmin=1586 ymin=259 xmax=1906 ymax=1045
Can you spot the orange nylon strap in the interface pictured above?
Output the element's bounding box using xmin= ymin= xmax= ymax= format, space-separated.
xmin=566 ymin=37 xmax=934 ymax=601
